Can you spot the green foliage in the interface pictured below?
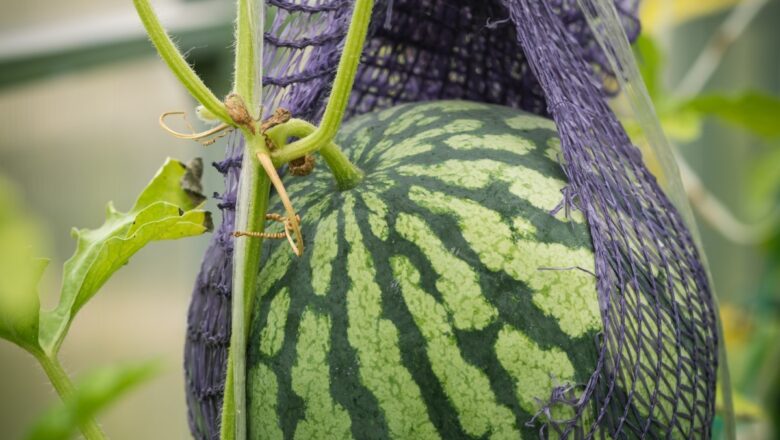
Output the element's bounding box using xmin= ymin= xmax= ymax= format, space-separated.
xmin=634 ymin=35 xmax=662 ymax=101
xmin=634 ymin=35 xmax=780 ymax=143
xmin=39 ymin=158 xmax=212 ymax=355
xmin=681 ymin=92 xmax=780 ymax=139
xmin=0 ymin=176 xmax=47 ymax=353
xmin=0 ymin=158 xmax=212 ymax=440
xmin=628 ymin=35 xmax=705 ymax=144
xmin=637 ymin=27 xmax=780 ymax=438
xmin=747 ymin=145 xmax=780 ymax=210
xmin=25 ymin=362 xmax=160 ymax=440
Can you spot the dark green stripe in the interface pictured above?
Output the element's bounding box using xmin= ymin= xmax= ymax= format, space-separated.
xmin=342 ymin=195 xmax=440 ymax=439
xmin=324 ymin=205 xmax=390 ymax=440
xmin=291 ymin=309 xmax=352 ymax=438
xmin=390 ymin=255 xmax=520 ymax=438
xmin=353 ymin=195 xmax=468 ymax=439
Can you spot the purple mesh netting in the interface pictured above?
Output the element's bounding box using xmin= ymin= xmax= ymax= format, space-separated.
xmin=184 ymin=1 xmax=717 ymax=438
xmin=506 ymin=1 xmax=717 ymax=437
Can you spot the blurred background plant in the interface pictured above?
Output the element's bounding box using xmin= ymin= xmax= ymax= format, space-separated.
xmin=0 ymin=0 xmax=778 ymax=438
xmin=631 ymin=1 xmax=780 ymax=438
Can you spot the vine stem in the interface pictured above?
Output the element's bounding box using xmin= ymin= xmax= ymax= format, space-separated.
xmin=225 ymin=132 xmax=271 ymax=440
xmin=223 ymin=1 xmax=370 ymax=438
xmin=234 ymin=0 xmax=263 ymax=118
xmin=224 ymin=0 xmax=264 ymax=437
xmin=132 ymin=0 xmax=232 ymax=125
xmin=34 ymin=351 xmax=107 ymax=440
xmin=278 ymin=0 xmax=375 ymax=159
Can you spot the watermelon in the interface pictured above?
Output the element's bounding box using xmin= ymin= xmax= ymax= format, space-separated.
xmin=247 ymin=100 xmax=602 ymax=439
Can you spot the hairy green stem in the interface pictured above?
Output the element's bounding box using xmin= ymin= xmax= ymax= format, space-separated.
xmin=267 ymin=119 xmax=363 ymax=189
xmin=234 ymin=0 xmax=263 ymax=118
xmin=227 ymin=132 xmax=271 ymax=440
xmin=278 ymin=0 xmax=374 ymax=157
xmin=319 ymin=143 xmax=364 ymax=190
xmin=223 ymin=1 xmax=267 ymax=438
xmin=34 ymin=352 xmax=107 ymax=440
xmin=133 ymin=0 xmax=231 ymax=125
xmin=220 ymin=356 xmax=236 ymax=440
xmin=222 ymin=0 xmax=368 ymax=437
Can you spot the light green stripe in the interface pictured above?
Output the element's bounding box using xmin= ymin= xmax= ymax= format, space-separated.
xmin=390 ymin=256 xmax=520 ymax=440
xmin=284 ymin=177 xmax=316 ymax=197
xmin=444 ymin=133 xmax=534 ymax=155
xmin=259 ymin=287 xmax=291 ymax=357
xmin=505 ymin=115 xmax=557 ymax=131
xmin=377 ymin=103 xmax=408 ymax=121
xmin=397 ymin=160 xmax=492 ymax=189
xmin=292 ymin=309 xmax=353 ymax=439
xmin=257 ymin=243 xmax=294 ymax=298
xmin=393 ymin=100 xmax=489 ymax=115
xmin=409 ymin=186 xmax=600 ymax=338
xmin=348 ymin=126 xmax=373 ymax=160
xmin=370 ymin=119 xmax=483 ymax=163
xmin=339 ymin=111 xmax=373 ymax=136
xmin=512 ymin=217 xmax=537 ymax=239
xmin=302 ymin=197 xmax=332 ymax=224
xmin=343 ymin=195 xmax=440 ymax=440
xmin=545 ymin=137 xmax=562 ymax=162
xmin=495 ymin=325 xmax=575 ymax=417
xmin=311 ymin=211 xmax=340 ymax=296
xmin=395 ymin=213 xmax=496 ymax=330
xmin=248 ymin=363 xmax=284 ymax=440
xmin=360 ymin=192 xmax=390 ymax=240
xmin=365 ymin=175 xmax=393 ymax=193
xmin=503 ymin=167 xmax=584 ymax=224
xmin=384 ymin=111 xmax=427 ymax=137
xmin=286 ymin=178 xmax=327 ymax=204
xmin=437 ymin=101 xmax=490 ymax=112
xmin=397 ymin=159 xmax=583 ymax=224
xmin=375 ymin=143 xmax=434 ymax=169
xmin=416 ymin=116 xmax=441 ymax=126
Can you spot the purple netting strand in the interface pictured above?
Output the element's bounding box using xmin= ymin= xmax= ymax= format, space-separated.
xmin=503 ymin=1 xmax=717 ymax=438
xmin=181 ymin=1 xmax=717 ymax=439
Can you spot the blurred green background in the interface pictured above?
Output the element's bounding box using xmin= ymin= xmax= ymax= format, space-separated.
xmin=0 ymin=0 xmax=778 ymax=438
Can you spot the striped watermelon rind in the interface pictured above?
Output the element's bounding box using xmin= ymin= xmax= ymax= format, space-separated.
xmin=247 ymin=100 xmax=603 ymax=439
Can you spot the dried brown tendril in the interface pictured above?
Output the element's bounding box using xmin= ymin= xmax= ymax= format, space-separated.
xmin=260 ymin=108 xmax=292 ymax=151
xmin=160 ymin=97 xmax=304 ymax=256
xmin=233 ymin=213 xmax=302 ymax=255
xmin=158 ymin=111 xmax=232 ymax=146
xmin=288 ymin=154 xmax=316 ymax=176
xmin=224 ymin=93 xmax=257 ymax=133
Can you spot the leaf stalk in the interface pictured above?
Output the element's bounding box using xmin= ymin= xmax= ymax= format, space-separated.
xmin=34 ymin=351 xmax=107 ymax=440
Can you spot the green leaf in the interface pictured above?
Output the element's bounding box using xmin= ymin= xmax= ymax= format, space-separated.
xmin=0 ymin=175 xmax=48 ymax=353
xmin=634 ymin=34 xmax=663 ymax=101
xmin=39 ymin=158 xmax=212 ymax=355
xmin=680 ymin=91 xmax=780 ymax=138
xmin=659 ymin=108 xmax=703 ymax=143
xmin=25 ymin=361 xmax=160 ymax=440
xmin=747 ymin=145 xmax=780 ymax=211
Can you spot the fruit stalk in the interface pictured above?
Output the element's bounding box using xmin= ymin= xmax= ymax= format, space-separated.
xmin=267 ymin=118 xmax=363 ymax=190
